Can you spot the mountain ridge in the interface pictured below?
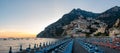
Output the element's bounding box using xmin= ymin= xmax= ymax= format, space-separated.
xmin=37 ymin=6 xmax=120 ymax=38
xmin=97 ymin=6 xmax=120 ymax=27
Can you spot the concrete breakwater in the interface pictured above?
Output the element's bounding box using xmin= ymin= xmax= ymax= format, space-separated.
xmin=9 ymin=37 xmax=120 ymax=53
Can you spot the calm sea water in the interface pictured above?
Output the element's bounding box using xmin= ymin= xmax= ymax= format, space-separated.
xmin=0 ymin=38 xmax=57 ymax=53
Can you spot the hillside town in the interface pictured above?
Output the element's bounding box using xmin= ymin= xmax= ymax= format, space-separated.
xmin=62 ymin=16 xmax=120 ymax=40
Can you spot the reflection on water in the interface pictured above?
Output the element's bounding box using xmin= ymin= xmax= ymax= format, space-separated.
xmin=0 ymin=38 xmax=57 ymax=53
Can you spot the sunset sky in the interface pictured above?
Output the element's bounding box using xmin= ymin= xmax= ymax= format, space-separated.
xmin=0 ymin=0 xmax=120 ymax=38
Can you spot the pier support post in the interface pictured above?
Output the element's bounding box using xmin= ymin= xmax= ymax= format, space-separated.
xmin=29 ymin=44 xmax=31 ymax=49
xmin=34 ymin=44 xmax=36 ymax=49
xmin=19 ymin=44 xmax=22 ymax=51
xmin=9 ymin=46 xmax=12 ymax=53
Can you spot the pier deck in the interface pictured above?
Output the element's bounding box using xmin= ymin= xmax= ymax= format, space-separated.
xmin=72 ymin=39 xmax=88 ymax=53
xmin=14 ymin=38 xmax=120 ymax=53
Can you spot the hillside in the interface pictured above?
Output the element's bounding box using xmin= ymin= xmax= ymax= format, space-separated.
xmin=37 ymin=6 xmax=120 ymax=38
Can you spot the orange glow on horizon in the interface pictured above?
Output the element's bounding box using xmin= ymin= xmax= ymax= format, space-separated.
xmin=0 ymin=31 xmax=36 ymax=38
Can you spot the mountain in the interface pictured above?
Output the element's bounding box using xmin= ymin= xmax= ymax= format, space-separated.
xmin=37 ymin=8 xmax=99 ymax=38
xmin=97 ymin=6 xmax=120 ymax=27
xmin=37 ymin=6 xmax=120 ymax=38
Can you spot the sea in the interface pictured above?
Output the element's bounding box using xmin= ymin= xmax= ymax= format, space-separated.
xmin=0 ymin=38 xmax=58 ymax=53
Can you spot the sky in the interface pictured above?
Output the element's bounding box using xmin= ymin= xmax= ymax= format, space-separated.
xmin=0 ymin=0 xmax=120 ymax=38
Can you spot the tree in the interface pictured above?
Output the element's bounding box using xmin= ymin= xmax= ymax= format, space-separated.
xmin=94 ymin=32 xmax=101 ymax=36
xmin=94 ymin=32 xmax=109 ymax=36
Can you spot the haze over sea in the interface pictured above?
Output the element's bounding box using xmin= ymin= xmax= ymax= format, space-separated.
xmin=0 ymin=38 xmax=57 ymax=53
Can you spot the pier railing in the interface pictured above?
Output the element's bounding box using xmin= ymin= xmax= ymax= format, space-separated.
xmin=9 ymin=38 xmax=73 ymax=53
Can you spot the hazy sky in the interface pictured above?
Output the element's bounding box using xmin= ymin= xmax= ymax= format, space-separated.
xmin=0 ymin=0 xmax=120 ymax=38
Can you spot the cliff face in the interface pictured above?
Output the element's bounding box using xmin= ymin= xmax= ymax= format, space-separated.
xmin=37 ymin=6 xmax=120 ymax=38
